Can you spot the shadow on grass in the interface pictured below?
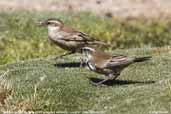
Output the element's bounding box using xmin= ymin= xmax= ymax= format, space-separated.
xmin=54 ymin=62 xmax=86 ymax=68
xmin=88 ymin=77 xmax=155 ymax=86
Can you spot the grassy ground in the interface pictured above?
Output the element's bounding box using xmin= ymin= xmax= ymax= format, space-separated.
xmin=1 ymin=11 xmax=171 ymax=65
xmin=0 ymin=47 xmax=171 ymax=113
xmin=1 ymin=11 xmax=171 ymax=113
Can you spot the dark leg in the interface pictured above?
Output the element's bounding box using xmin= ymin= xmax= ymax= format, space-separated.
xmin=113 ymin=74 xmax=119 ymax=80
xmin=79 ymin=58 xmax=87 ymax=67
xmin=53 ymin=51 xmax=75 ymax=60
xmin=91 ymin=74 xmax=119 ymax=86
xmin=91 ymin=77 xmax=110 ymax=86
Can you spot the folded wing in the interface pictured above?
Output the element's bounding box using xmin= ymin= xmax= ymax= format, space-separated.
xmin=104 ymin=55 xmax=134 ymax=68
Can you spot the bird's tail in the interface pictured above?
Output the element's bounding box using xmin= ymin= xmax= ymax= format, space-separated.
xmin=134 ymin=56 xmax=152 ymax=62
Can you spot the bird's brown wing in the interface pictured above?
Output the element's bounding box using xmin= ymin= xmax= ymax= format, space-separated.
xmin=61 ymin=30 xmax=109 ymax=46
xmin=60 ymin=25 xmax=94 ymax=42
xmin=75 ymin=31 xmax=95 ymax=41
xmin=61 ymin=31 xmax=93 ymax=41
xmin=104 ymin=55 xmax=134 ymax=68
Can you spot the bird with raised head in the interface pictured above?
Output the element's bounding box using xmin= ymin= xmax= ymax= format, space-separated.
xmin=81 ymin=47 xmax=152 ymax=86
xmin=39 ymin=18 xmax=110 ymax=59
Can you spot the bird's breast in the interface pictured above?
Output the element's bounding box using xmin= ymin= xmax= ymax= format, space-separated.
xmin=48 ymin=31 xmax=63 ymax=39
xmin=87 ymin=61 xmax=112 ymax=75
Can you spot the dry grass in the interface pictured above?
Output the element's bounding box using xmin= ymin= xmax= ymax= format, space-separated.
xmin=1 ymin=0 xmax=171 ymax=18
xmin=0 ymin=70 xmax=12 ymax=106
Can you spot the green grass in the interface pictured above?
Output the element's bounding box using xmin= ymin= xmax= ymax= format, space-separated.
xmin=0 ymin=11 xmax=171 ymax=113
xmin=1 ymin=11 xmax=171 ymax=64
xmin=0 ymin=47 xmax=171 ymax=113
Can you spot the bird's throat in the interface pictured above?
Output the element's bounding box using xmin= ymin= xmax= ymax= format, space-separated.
xmin=48 ymin=26 xmax=60 ymax=32
xmin=48 ymin=26 xmax=61 ymax=38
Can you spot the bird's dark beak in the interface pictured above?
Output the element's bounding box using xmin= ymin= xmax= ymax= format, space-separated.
xmin=38 ymin=21 xmax=46 ymax=27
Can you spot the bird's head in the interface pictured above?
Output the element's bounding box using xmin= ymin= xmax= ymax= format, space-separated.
xmin=81 ymin=47 xmax=112 ymax=63
xmin=38 ymin=18 xmax=64 ymax=30
xmin=81 ymin=47 xmax=95 ymax=60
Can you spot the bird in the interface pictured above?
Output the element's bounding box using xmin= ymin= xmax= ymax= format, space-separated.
xmin=38 ymin=18 xmax=110 ymax=59
xmin=81 ymin=47 xmax=152 ymax=86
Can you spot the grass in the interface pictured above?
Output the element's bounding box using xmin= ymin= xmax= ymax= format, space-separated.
xmin=0 ymin=11 xmax=171 ymax=113
xmin=0 ymin=47 xmax=171 ymax=113
xmin=1 ymin=11 xmax=171 ymax=64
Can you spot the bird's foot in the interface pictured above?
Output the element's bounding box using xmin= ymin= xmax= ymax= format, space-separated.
xmin=49 ymin=55 xmax=63 ymax=61
xmin=90 ymin=81 xmax=106 ymax=86
xmin=79 ymin=62 xmax=87 ymax=68
xmin=54 ymin=55 xmax=64 ymax=60
xmin=50 ymin=52 xmax=75 ymax=61
xmin=90 ymin=78 xmax=111 ymax=86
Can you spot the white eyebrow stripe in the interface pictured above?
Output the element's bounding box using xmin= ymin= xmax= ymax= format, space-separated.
xmin=83 ymin=47 xmax=95 ymax=51
xmin=48 ymin=20 xmax=60 ymax=24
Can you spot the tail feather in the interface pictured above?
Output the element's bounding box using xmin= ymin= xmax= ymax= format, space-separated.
xmin=134 ymin=56 xmax=152 ymax=62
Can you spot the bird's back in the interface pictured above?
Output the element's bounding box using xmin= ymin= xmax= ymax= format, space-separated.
xmin=90 ymin=49 xmax=112 ymax=68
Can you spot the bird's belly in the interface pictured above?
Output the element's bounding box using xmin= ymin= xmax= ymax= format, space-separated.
xmin=48 ymin=37 xmax=84 ymax=51
xmin=87 ymin=62 xmax=111 ymax=75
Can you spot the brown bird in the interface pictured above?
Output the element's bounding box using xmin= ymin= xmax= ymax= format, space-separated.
xmin=39 ymin=18 xmax=110 ymax=59
xmin=81 ymin=47 xmax=152 ymax=85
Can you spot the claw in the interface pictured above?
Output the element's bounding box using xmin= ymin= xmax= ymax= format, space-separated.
xmin=49 ymin=51 xmax=75 ymax=60
xmin=90 ymin=81 xmax=103 ymax=86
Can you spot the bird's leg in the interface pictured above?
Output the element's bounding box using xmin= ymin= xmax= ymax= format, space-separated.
xmin=54 ymin=51 xmax=75 ymax=59
xmin=80 ymin=59 xmax=85 ymax=67
xmin=112 ymin=73 xmax=120 ymax=80
xmin=91 ymin=74 xmax=119 ymax=86
xmin=79 ymin=57 xmax=87 ymax=67
xmin=91 ymin=77 xmax=110 ymax=86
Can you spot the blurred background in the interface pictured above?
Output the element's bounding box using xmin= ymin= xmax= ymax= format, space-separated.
xmin=0 ymin=0 xmax=171 ymax=64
